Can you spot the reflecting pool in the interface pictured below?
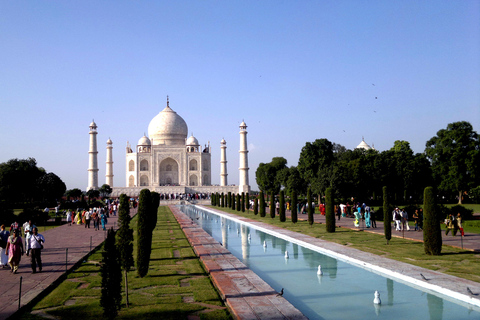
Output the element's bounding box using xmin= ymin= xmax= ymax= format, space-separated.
xmin=180 ymin=205 xmax=480 ymax=320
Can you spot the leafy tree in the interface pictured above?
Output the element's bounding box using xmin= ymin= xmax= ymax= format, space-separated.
xmin=284 ymin=166 xmax=306 ymax=196
xmin=255 ymin=157 xmax=288 ymax=194
xmin=298 ymin=139 xmax=334 ymax=197
xmin=253 ymin=197 xmax=258 ymax=215
xmin=37 ymin=172 xmax=66 ymax=203
xmin=116 ymin=194 xmax=133 ymax=307
xmin=291 ymin=191 xmax=298 ymax=224
xmin=259 ymin=191 xmax=265 ymax=217
xmin=66 ymin=188 xmax=83 ymax=201
xmin=307 ymin=188 xmax=313 ymax=226
xmin=383 ymin=186 xmax=392 ymax=244
xmin=99 ymin=184 xmax=113 ymax=199
xmin=423 ymin=186 xmax=442 ymax=255
xmin=100 ymin=228 xmax=122 ymax=319
xmin=86 ymin=189 xmax=100 ymax=205
xmin=136 ymin=189 xmax=152 ymax=278
xmin=325 ymin=188 xmax=335 ymax=232
xmin=270 ymin=191 xmax=275 ymax=219
xmin=425 ymin=121 xmax=480 ymax=204
xmin=279 ymin=190 xmax=286 ymax=222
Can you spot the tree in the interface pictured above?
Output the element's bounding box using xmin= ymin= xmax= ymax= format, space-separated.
xmin=259 ymin=191 xmax=265 ymax=217
xmin=255 ymin=157 xmax=288 ymax=194
xmin=298 ymin=139 xmax=334 ymax=197
xmin=241 ymin=192 xmax=245 ymax=212
xmin=227 ymin=192 xmax=231 ymax=207
xmin=66 ymin=188 xmax=83 ymax=201
xmin=425 ymin=121 xmax=480 ymax=204
xmin=278 ymin=191 xmax=286 ymax=222
xmin=383 ymin=186 xmax=392 ymax=244
xmin=270 ymin=191 xmax=275 ymax=219
xmin=221 ymin=193 xmax=224 ymax=207
xmin=99 ymin=184 xmax=113 ymax=199
xmin=86 ymin=189 xmax=100 ymax=205
xmin=236 ymin=194 xmax=240 ymax=211
xmin=423 ymin=187 xmax=442 ymax=255
xmin=307 ymin=188 xmax=313 ymax=226
xmin=231 ymin=193 xmax=235 ymax=210
xmin=325 ymin=188 xmax=335 ymax=232
xmin=211 ymin=193 xmax=215 ymax=206
xmin=150 ymin=192 xmax=160 ymax=233
xmin=100 ymin=228 xmax=122 ymax=319
xmin=136 ymin=189 xmax=151 ymax=278
xmin=291 ymin=191 xmax=298 ymax=224
xmin=246 ymin=192 xmax=250 ymax=211
xmin=37 ymin=172 xmax=66 ymax=203
xmin=116 ymin=194 xmax=133 ymax=307
xmin=253 ymin=197 xmax=258 ymax=215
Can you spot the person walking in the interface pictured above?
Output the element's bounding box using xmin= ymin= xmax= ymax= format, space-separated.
xmin=393 ymin=208 xmax=402 ymax=231
xmin=365 ymin=206 xmax=371 ymax=228
xmin=100 ymin=211 xmax=107 ymax=230
xmin=413 ymin=210 xmax=419 ymax=231
xmin=402 ymin=209 xmax=410 ymax=231
xmin=0 ymin=225 xmax=10 ymax=268
xmin=23 ymin=220 xmax=35 ymax=256
xmin=370 ymin=208 xmax=377 ymax=228
xmin=85 ymin=209 xmax=91 ymax=228
xmin=6 ymin=229 xmax=24 ymax=273
xmin=456 ymin=213 xmax=464 ymax=237
xmin=29 ymin=227 xmax=45 ymax=273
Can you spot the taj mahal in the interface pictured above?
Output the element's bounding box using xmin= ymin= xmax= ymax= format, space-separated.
xmin=87 ymin=98 xmax=250 ymax=198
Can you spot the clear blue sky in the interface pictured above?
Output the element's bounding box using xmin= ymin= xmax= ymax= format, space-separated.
xmin=1 ymin=1 xmax=479 ymax=191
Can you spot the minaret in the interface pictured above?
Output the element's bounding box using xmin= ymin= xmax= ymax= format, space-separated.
xmin=87 ymin=120 xmax=99 ymax=191
xmin=220 ymin=138 xmax=228 ymax=186
xmin=238 ymin=120 xmax=250 ymax=193
xmin=106 ymin=138 xmax=114 ymax=187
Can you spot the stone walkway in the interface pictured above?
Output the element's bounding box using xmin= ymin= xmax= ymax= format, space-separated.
xmin=0 ymin=212 xmax=129 ymax=320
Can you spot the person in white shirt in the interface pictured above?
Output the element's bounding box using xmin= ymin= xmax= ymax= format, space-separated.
xmin=23 ymin=220 xmax=35 ymax=255
xmin=29 ymin=227 xmax=45 ymax=273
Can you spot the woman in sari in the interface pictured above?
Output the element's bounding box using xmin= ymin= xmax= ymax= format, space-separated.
xmin=6 ymin=229 xmax=24 ymax=273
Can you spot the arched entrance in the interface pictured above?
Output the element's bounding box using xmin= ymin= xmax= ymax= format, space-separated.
xmin=159 ymin=158 xmax=179 ymax=186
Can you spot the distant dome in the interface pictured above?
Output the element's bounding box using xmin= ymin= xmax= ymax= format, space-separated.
xmin=220 ymin=138 xmax=226 ymax=144
xmin=356 ymin=138 xmax=372 ymax=150
xmin=89 ymin=120 xmax=97 ymax=128
xmin=107 ymin=138 xmax=113 ymax=144
xmin=138 ymin=135 xmax=151 ymax=146
xmin=240 ymin=121 xmax=247 ymax=128
xmin=148 ymin=104 xmax=188 ymax=146
xmin=186 ymin=135 xmax=199 ymax=146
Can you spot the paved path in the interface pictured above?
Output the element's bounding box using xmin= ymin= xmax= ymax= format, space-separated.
xmin=279 ymin=209 xmax=480 ymax=252
xmin=0 ymin=210 xmax=134 ymax=320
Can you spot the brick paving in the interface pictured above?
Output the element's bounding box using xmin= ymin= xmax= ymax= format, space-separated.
xmin=0 ymin=212 xmax=127 ymax=320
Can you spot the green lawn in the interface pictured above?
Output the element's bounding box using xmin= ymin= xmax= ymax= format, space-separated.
xmin=215 ymin=207 xmax=480 ymax=283
xmin=19 ymin=206 xmax=231 ymax=320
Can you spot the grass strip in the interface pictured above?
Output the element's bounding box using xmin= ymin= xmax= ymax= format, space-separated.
xmin=19 ymin=206 xmax=231 ymax=320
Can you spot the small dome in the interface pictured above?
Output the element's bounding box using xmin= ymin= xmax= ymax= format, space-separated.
xmin=220 ymin=138 xmax=226 ymax=144
xmin=240 ymin=121 xmax=247 ymax=127
xmin=138 ymin=135 xmax=151 ymax=146
xmin=89 ymin=120 xmax=97 ymax=128
xmin=148 ymin=105 xmax=188 ymax=145
xmin=356 ymin=138 xmax=371 ymax=150
xmin=107 ymin=138 xmax=113 ymax=144
xmin=186 ymin=135 xmax=199 ymax=146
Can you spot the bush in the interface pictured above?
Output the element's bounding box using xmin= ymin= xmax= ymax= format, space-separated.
xmin=325 ymin=188 xmax=335 ymax=232
xmin=279 ymin=191 xmax=286 ymax=222
xmin=253 ymin=197 xmax=258 ymax=215
xmin=259 ymin=191 xmax=265 ymax=217
xmin=101 ymin=228 xmax=122 ymax=319
xmin=423 ymin=186 xmax=442 ymax=255
xmin=449 ymin=205 xmax=474 ymax=220
xmin=291 ymin=191 xmax=298 ymax=224
xmin=137 ymin=189 xmax=152 ymax=278
xmin=18 ymin=208 xmax=49 ymax=225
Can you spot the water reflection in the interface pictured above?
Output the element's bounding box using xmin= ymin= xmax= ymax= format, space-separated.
xmin=180 ymin=205 xmax=480 ymax=320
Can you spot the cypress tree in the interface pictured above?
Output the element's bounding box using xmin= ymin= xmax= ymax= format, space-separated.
xmin=423 ymin=186 xmax=442 ymax=255
xmin=254 ymin=197 xmax=258 ymax=215
xmin=259 ymin=191 xmax=265 ymax=217
xmin=279 ymin=190 xmax=286 ymax=222
xmin=307 ymin=188 xmax=313 ymax=226
xmin=221 ymin=193 xmax=224 ymax=207
xmin=137 ymin=189 xmax=152 ymax=278
xmin=150 ymin=192 xmax=160 ymax=233
xmin=211 ymin=193 xmax=215 ymax=206
xmin=231 ymin=193 xmax=236 ymax=210
xmin=291 ymin=191 xmax=298 ymax=223
xmin=101 ymin=228 xmax=122 ymax=319
xmin=383 ymin=186 xmax=392 ymax=244
xmin=241 ymin=192 xmax=245 ymax=212
xmin=325 ymin=188 xmax=335 ymax=232
xmin=116 ymin=194 xmax=134 ymax=307
xmin=270 ymin=191 xmax=275 ymax=219
xmin=228 ymin=192 xmax=231 ymax=208
xmin=236 ymin=193 xmax=241 ymax=211
xmin=217 ymin=192 xmax=221 ymax=207
xmin=246 ymin=193 xmax=250 ymax=211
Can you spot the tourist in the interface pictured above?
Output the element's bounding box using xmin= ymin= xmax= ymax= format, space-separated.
xmin=66 ymin=209 xmax=72 ymax=226
xmin=23 ymin=220 xmax=35 ymax=256
xmin=6 ymin=229 xmax=24 ymax=274
xmin=418 ymin=209 xmax=424 ymax=230
xmin=92 ymin=210 xmax=98 ymax=230
xmin=100 ymin=211 xmax=107 ymax=230
xmin=85 ymin=209 xmax=91 ymax=228
xmin=445 ymin=214 xmax=455 ymax=236
xmin=0 ymin=225 xmax=10 ymax=268
xmin=456 ymin=213 xmax=464 ymax=237
xmin=402 ymin=209 xmax=410 ymax=231
xmin=393 ymin=208 xmax=402 ymax=231
xmin=74 ymin=210 xmax=82 ymax=225
xmin=365 ymin=206 xmax=371 ymax=228
xmin=10 ymin=221 xmax=19 ymax=233
xmin=370 ymin=208 xmax=377 ymax=228
xmin=29 ymin=227 xmax=45 ymax=273
xmin=354 ymin=207 xmax=361 ymax=227
xmin=413 ymin=210 xmax=419 ymax=231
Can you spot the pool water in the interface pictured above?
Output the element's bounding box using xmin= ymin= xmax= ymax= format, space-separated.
xmin=180 ymin=205 xmax=480 ymax=320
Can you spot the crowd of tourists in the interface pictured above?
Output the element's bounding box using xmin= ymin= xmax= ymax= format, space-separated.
xmin=65 ymin=199 xmax=121 ymax=230
xmin=0 ymin=220 xmax=45 ymax=274
xmin=159 ymin=193 xmax=210 ymax=201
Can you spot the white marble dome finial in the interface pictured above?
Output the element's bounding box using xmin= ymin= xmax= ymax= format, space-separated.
xmin=317 ymin=265 xmax=323 ymax=275
xmin=373 ymin=291 xmax=381 ymax=304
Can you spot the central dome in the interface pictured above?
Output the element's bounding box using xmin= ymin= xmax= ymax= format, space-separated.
xmin=148 ymin=105 xmax=188 ymax=145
